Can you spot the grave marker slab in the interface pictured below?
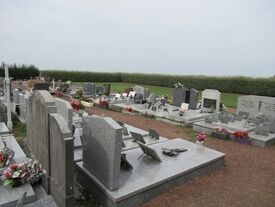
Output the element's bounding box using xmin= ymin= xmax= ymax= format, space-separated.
xmin=82 ymin=116 xmax=123 ymax=190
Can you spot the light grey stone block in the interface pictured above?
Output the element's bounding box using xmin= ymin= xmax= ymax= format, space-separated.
xmin=49 ymin=113 xmax=74 ymax=207
xmin=27 ymin=90 xmax=57 ymax=192
xmin=0 ymin=122 xmax=9 ymax=135
xmin=82 ymin=116 xmax=123 ymax=191
xmin=202 ymin=89 xmax=221 ymax=112
xmin=55 ymin=98 xmax=73 ymax=131
xmin=0 ymin=184 xmax=35 ymax=207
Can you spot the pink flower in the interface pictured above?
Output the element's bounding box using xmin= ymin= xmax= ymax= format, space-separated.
xmin=4 ymin=170 xmax=12 ymax=178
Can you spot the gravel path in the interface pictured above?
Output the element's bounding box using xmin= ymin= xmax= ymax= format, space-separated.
xmin=88 ymin=106 xmax=275 ymax=207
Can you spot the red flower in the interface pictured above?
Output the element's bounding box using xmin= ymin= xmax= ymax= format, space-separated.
xmin=0 ymin=153 xmax=6 ymax=162
xmin=10 ymin=164 xmax=17 ymax=171
xmin=4 ymin=170 xmax=12 ymax=178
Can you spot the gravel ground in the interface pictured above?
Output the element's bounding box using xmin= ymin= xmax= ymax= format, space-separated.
xmin=87 ymin=106 xmax=275 ymax=207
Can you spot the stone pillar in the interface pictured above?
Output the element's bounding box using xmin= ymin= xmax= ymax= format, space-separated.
xmin=4 ymin=64 xmax=12 ymax=131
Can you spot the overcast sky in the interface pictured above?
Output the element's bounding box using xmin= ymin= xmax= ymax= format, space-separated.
xmin=0 ymin=0 xmax=274 ymax=77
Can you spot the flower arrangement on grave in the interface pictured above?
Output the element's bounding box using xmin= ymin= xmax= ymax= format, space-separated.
xmin=232 ymin=131 xmax=251 ymax=145
xmin=99 ymin=99 xmax=109 ymax=109
xmin=196 ymin=132 xmax=206 ymax=146
xmin=212 ymin=128 xmax=230 ymax=140
xmin=1 ymin=158 xmax=45 ymax=188
xmin=0 ymin=148 xmax=14 ymax=169
xmin=70 ymin=100 xmax=84 ymax=111
xmin=0 ymin=150 xmax=8 ymax=168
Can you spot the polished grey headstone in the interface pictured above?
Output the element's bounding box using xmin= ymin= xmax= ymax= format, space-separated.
xmin=77 ymin=138 xmax=225 ymax=207
xmin=82 ymin=116 xmax=123 ymax=191
xmin=0 ymin=122 xmax=9 ymax=135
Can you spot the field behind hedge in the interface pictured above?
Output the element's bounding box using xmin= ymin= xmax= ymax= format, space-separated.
xmin=41 ymin=70 xmax=275 ymax=97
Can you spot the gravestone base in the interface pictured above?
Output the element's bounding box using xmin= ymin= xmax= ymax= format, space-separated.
xmin=76 ymin=138 xmax=225 ymax=207
xmin=193 ymin=120 xmax=255 ymax=136
xmin=249 ymin=132 xmax=275 ymax=147
xmin=0 ymin=184 xmax=36 ymax=207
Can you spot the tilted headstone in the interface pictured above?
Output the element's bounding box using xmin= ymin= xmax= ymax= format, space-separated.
xmin=27 ymin=90 xmax=57 ymax=193
xmin=202 ymin=89 xmax=221 ymax=112
xmin=55 ymin=98 xmax=73 ymax=131
xmin=149 ymin=129 xmax=159 ymax=139
xmin=82 ymin=116 xmax=122 ymax=191
xmin=49 ymin=113 xmax=74 ymax=207
xmin=130 ymin=131 xmax=146 ymax=144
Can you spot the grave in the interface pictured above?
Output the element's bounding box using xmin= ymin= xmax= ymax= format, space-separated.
xmin=237 ymin=95 xmax=275 ymax=119
xmin=173 ymin=87 xmax=198 ymax=109
xmin=33 ymin=83 xmax=49 ymax=91
xmin=202 ymin=89 xmax=221 ymax=112
xmin=133 ymin=86 xmax=150 ymax=100
xmin=76 ymin=123 xmax=224 ymax=207
xmin=83 ymin=82 xmax=95 ymax=95
xmin=0 ymin=133 xmax=36 ymax=206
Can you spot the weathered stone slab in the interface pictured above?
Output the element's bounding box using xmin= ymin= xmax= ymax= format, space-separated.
xmin=173 ymin=88 xmax=186 ymax=107
xmin=0 ymin=184 xmax=35 ymax=207
xmin=27 ymin=90 xmax=57 ymax=192
xmin=249 ymin=131 xmax=275 ymax=147
xmin=55 ymin=98 xmax=73 ymax=131
xmin=0 ymin=122 xmax=9 ymax=135
xmin=82 ymin=116 xmax=123 ymax=190
xmin=49 ymin=113 xmax=74 ymax=207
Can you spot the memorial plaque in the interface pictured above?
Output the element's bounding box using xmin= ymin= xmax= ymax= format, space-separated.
xmin=130 ymin=132 xmax=146 ymax=144
xmin=203 ymin=99 xmax=217 ymax=109
xmin=137 ymin=141 xmax=162 ymax=161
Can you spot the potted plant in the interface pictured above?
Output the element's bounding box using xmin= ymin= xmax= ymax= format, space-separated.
xmin=196 ymin=132 xmax=206 ymax=146
xmin=212 ymin=128 xmax=230 ymax=140
xmin=231 ymin=131 xmax=251 ymax=145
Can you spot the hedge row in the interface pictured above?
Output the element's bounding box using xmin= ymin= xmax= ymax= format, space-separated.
xmin=40 ymin=70 xmax=275 ymax=96
xmin=0 ymin=63 xmax=39 ymax=80
xmin=41 ymin=70 xmax=121 ymax=82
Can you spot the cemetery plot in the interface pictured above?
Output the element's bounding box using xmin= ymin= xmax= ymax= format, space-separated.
xmin=76 ymin=138 xmax=224 ymax=207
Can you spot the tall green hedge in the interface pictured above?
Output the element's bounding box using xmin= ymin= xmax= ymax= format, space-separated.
xmin=41 ymin=70 xmax=121 ymax=82
xmin=0 ymin=63 xmax=39 ymax=80
xmin=40 ymin=70 xmax=275 ymax=96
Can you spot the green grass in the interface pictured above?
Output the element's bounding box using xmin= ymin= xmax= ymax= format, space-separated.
xmin=73 ymin=82 xmax=240 ymax=108
xmin=13 ymin=121 xmax=27 ymax=151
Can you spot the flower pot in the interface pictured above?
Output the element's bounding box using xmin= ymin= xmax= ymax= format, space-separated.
xmin=232 ymin=137 xmax=251 ymax=145
xmin=212 ymin=132 xmax=230 ymax=140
